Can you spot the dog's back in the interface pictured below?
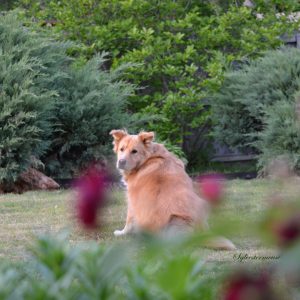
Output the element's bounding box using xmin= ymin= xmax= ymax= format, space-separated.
xmin=125 ymin=142 xmax=209 ymax=232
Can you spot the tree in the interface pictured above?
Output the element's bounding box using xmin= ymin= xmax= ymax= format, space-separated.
xmin=17 ymin=0 xmax=300 ymax=166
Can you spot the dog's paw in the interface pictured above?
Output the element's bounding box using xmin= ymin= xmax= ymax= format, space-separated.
xmin=114 ymin=229 xmax=126 ymax=236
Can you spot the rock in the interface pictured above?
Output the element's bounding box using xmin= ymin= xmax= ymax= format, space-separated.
xmin=18 ymin=168 xmax=60 ymax=190
xmin=1 ymin=168 xmax=60 ymax=193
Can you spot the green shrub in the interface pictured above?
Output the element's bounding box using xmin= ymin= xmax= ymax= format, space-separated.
xmin=256 ymin=99 xmax=300 ymax=173
xmin=46 ymin=54 xmax=135 ymax=178
xmin=17 ymin=0 xmax=298 ymax=165
xmin=0 ymin=0 xmax=17 ymax=10
xmin=0 ymin=13 xmax=69 ymax=185
xmin=212 ymin=48 xmax=300 ymax=172
xmin=213 ymin=48 xmax=300 ymax=150
xmin=0 ymin=13 xmax=137 ymax=184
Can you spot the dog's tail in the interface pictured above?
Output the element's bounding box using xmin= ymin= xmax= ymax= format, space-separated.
xmin=204 ymin=236 xmax=236 ymax=250
xmin=163 ymin=217 xmax=236 ymax=250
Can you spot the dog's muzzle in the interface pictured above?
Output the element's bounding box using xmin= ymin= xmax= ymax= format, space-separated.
xmin=118 ymin=159 xmax=126 ymax=169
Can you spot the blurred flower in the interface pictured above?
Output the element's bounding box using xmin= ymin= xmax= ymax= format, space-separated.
xmin=256 ymin=13 xmax=264 ymax=20
xmin=223 ymin=270 xmax=276 ymax=300
xmin=243 ymin=0 xmax=254 ymax=8
xmin=75 ymin=165 xmax=110 ymax=229
xmin=273 ymin=213 xmax=300 ymax=248
xmin=262 ymin=192 xmax=300 ymax=249
xmin=197 ymin=174 xmax=225 ymax=205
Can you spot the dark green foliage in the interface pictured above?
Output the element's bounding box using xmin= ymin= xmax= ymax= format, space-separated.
xmin=212 ymin=48 xmax=300 ymax=172
xmin=0 ymin=0 xmax=17 ymax=10
xmin=17 ymin=0 xmax=299 ymax=165
xmin=212 ymin=48 xmax=300 ymax=149
xmin=46 ymin=55 xmax=135 ymax=178
xmin=254 ymin=0 xmax=300 ymax=12
xmin=256 ymin=99 xmax=300 ymax=173
xmin=0 ymin=13 xmax=69 ymax=184
xmin=0 ymin=13 xmax=136 ymax=183
xmin=214 ymin=0 xmax=300 ymax=11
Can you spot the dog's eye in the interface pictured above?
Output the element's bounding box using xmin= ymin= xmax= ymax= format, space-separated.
xmin=120 ymin=147 xmax=124 ymax=152
xmin=131 ymin=149 xmax=138 ymax=154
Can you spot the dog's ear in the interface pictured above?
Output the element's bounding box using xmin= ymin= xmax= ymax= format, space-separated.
xmin=138 ymin=131 xmax=154 ymax=145
xmin=110 ymin=129 xmax=127 ymax=152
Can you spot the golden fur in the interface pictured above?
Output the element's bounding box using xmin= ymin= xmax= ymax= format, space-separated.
xmin=110 ymin=129 xmax=236 ymax=250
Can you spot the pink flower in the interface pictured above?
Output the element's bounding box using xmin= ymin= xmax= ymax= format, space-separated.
xmin=198 ymin=174 xmax=225 ymax=205
xmin=75 ymin=165 xmax=110 ymax=229
xmin=273 ymin=214 xmax=300 ymax=248
xmin=223 ymin=271 xmax=274 ymax=300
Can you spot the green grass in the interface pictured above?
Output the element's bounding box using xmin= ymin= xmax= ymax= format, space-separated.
xmin=0 ymin=189 xmax=125 ymax=260
xmin=0 ymin=179 xmax=278 ymax=262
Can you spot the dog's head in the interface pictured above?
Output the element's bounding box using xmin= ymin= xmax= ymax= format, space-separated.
xmin=110 ymin=129 xmax=154 ymax=172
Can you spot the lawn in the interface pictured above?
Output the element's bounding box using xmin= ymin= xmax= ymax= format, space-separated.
xmin=0 ymin=179 xmax=278 ymax=263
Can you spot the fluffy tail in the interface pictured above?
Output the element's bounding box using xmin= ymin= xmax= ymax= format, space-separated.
xmin=204 ymin=236 xmax=236 ymax=250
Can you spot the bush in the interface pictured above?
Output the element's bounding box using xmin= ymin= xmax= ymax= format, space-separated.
xmin=0 ymin=13 xmax=69 ymax=186
xmin=0 ymin=0 xmax=17 ymax=10
xmin=0 ymin=13 xmax=137 ymax=185
xmin=256 ymin=99 xmax=300 ymax=173
xmin=213 ymin=48 xmax=300 ymax=150
xmin=212 ymin=48 xmax=300 ymax=172
xmin=17 ymin=0 xmax=299 ymax=166
xmin=46 ymin=54 xmax=135 ymax=178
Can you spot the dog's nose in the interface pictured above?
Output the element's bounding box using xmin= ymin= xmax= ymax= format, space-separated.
xmin=118 ymin=159 xmax=126 ymax=169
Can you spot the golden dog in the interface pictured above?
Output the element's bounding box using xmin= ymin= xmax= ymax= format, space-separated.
xmin=110 ymin=129 xmax=235 ymax=250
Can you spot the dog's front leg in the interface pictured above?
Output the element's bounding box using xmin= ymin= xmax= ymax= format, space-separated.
xmin=114 ymin=205 xmax=135 ymax=236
